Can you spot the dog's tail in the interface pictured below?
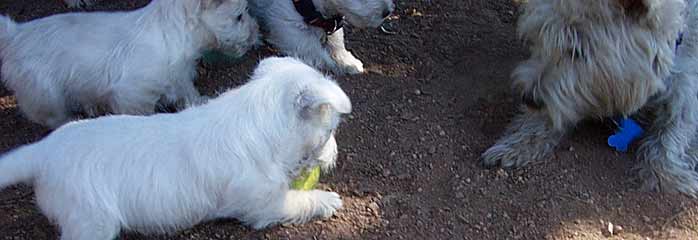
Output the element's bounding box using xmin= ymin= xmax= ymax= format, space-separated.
xmin=0 ymin=146 xmax=37 ymax=191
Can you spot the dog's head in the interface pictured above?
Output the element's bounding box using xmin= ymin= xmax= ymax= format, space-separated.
xmin=246 ymin=57 xmax=351 ymax=154
xmin=514 ymin=0 xmax=685 ymax=129
xmin=198 ymin=0 xmax=260 ymax=57
xmin=326 ymin=0 xmax=394 ymax=28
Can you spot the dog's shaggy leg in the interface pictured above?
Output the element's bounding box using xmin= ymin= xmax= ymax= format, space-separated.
xmin=327 ymin=28 xmax=364 ymax=75
xmin=482 ymin=108 xmax=566 ymax=168
xmin=250 ymin=190 xmax=342 ymax=229
xmin=638 ymin=79 xmax=698 ymax=196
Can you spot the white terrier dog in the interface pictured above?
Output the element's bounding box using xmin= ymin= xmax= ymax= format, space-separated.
xmin=249 ymin=0 xmax=395 ymax=75
xmin=483 ymin=0 xmax=698 ymax=196
xmin=0 ymin=0 xmax=259 ymax=128
xmin=0 ymin=57 xmax=351 ymax=240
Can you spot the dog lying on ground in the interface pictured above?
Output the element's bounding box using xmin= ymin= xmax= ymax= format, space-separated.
xmin=249 ymin=0 xmax=394 ymax=75
xmin=482 ymin=0 xmax=698 ymax=196
xmin=0 ymin=0 xmax=259 ymax=128
xmin=0 ymin=57 xmax=351 ymax=240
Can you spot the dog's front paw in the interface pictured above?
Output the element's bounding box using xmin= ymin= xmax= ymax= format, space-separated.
xmin=310 ymin=190 xmax=343 ymax=218
xmin=333 ymin=51 xmax=364 ymax=75
xmin=481 ymin=142 xmax=535 ymax=168
xmin=638 ymin=142 xmax=698 ymax=197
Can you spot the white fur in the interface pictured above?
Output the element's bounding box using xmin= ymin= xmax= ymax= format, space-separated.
xmin=0 ymin=57 xmax=351 ymax=240
xmin=249 ymin=0 xmax=394 ymax=75
xmin=0 ymin=0 xmax=259 ymax=128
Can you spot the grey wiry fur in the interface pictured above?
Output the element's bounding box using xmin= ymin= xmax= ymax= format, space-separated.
xmin=483 ymin=0 xmax=698 ymax=196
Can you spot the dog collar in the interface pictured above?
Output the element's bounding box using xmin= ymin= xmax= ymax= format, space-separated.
xmin=292 ymin=0 xmax=344 ymax=35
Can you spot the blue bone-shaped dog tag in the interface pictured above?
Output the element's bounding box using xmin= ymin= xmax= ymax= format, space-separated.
xmin=607 ymin=118 xmax=644 ymax=152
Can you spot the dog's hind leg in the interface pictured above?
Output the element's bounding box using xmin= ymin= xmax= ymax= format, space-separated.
xmin=327 ymin=28 xmax=365 ymax=74
xmin=481 ymin=107 xmax=567 ymax=168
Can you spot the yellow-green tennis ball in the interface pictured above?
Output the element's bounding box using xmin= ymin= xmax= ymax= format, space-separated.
xmin=290 ymin=166 xmax=321 ymax=191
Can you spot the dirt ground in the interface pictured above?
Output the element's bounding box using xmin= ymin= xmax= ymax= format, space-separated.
xmin=1 ymin=0 xmax=698 ymax=239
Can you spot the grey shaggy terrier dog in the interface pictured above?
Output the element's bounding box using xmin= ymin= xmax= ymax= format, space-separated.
xmin=483 ymin=0 xmax=698 ymax=196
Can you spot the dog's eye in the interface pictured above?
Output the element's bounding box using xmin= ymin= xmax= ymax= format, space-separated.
xmin=236 ymin=14 xmax=243 ymax=22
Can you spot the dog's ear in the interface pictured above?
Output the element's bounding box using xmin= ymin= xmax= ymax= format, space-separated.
xmin=618 ymin=0 xmax=649 ymax=18
xmin=298 ymin=83 xmax=352 ymax=128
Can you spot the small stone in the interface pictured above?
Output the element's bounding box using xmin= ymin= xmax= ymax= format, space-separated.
xmin=613 ymin=225 xmax=624 ymax=234
xmin=642 ymin=215 xmax=651 ymax=223
xmin=382 ymin=169 xmax=391 ymax=177
xmin=455 ymin=192 xmax=465 ymax=199
xmin=414 ymin=89 xmax=422 ymax=95
xmin=604 ymin=222 xmax=623 ymax=236
xmin=496 ymin=169 xmax=508 ymax=177
xmin=368 ymin=202 xmax=380 ymax=216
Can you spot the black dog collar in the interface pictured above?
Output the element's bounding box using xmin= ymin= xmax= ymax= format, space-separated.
xmin=292 ymin=0 xmax=344 ymax=35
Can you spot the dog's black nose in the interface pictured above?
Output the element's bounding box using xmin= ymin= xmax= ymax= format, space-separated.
xmin=382 ymin=9 xmax=392 ymax=18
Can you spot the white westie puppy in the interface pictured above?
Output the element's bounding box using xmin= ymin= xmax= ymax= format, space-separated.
xmin=0 ymin=0 xmax=259 ymax=128
xmin=483 ymin=0 xmax=698 ymax=196
xmin=0 ymin=57 xmax=351 ymax=240
xmin=249 ymin=0 xmax=395 ymax=75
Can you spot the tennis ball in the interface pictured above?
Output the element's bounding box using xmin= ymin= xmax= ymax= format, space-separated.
xmin=290 ymin=166 xmax=321 ymax=191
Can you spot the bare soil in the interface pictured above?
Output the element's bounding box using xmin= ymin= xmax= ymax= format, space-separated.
xmin=1 ymin=0 xmax=697 ymax=239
